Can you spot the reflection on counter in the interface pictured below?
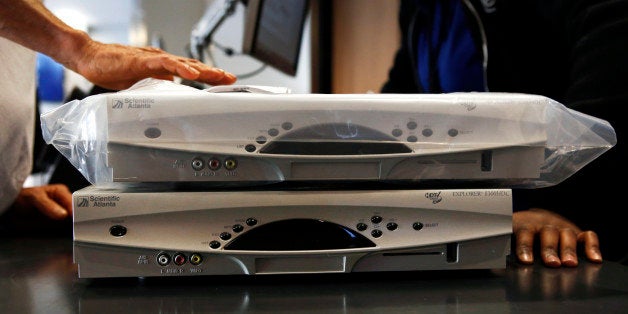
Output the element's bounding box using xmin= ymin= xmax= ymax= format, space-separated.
xmin=79 ymin=269 xmax=510 ymax=313
xmin=1 ymin=237 xmax=626 ymax=314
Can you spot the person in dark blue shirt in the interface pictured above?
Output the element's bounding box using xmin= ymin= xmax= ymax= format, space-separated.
xmin=382 ymin=0 xmax=628 ymax=267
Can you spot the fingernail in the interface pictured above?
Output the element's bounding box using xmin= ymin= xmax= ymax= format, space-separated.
xmin=563 ymin=256 xmax=578 ymax=267
xmin=518 ymin=252 xmax=533 ymax=264
xmin=546 ymin=255 xmax=561 ymax=268
xmin=593 ymin=252 xmax=603 ymax=263
xmin=55 ymin=208 xmax=68 ymax=219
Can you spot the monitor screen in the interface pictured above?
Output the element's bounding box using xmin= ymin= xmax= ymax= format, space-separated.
xmin=242 ymin=0 xmax=309 ymax=76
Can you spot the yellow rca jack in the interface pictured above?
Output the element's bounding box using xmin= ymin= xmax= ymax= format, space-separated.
xmin=189 ymin=253 xmax=203 ymax=266
xmin=224 ymin=158 xmax=238 ymax=170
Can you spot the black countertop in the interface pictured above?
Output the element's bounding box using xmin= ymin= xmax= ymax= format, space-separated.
xmin=1 ymin=236 xmax=626 ymax=313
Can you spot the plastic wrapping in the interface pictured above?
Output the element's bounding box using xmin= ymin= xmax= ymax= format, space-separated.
xmin=41 ymin=78 xmax=616 ymax=188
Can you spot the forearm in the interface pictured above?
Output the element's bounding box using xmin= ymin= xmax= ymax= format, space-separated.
xmin=0 ymin=0 xmax=90 ymax=70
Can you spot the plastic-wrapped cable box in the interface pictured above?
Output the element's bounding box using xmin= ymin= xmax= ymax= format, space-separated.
xmin=41 ymin=78 xmax=616 ymax=188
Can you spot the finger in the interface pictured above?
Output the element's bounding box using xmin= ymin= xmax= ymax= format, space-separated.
xmin=175 ymin=60 xmax=202 ymax=79
xmin=578 ymin=231 xmax=603 ymax=263
xmin=138 ymin=46 xmax=165 ymax=54
xmin=146 ymin=55 xmax=236 ymax=85
xmin=149 ymin=74 xmax=175 ymax=81
xmin=47 ymin=184 xmax=73 ymax=217
xmin=30 ymin=190 xmax=69 ymax=220
xmin=196 ymin=66 xmax=237 ymax=85
xmin=145 ymin=56 xmax=203 ymax=81
xmin=558 ymin=228 xmax=579 ymax=267
xmin=514 ymin=225 xmax=535 ymax=264
xmin=539 ymin=225 xmax=561 ymax=268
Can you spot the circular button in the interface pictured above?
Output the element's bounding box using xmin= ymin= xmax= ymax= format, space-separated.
xmin=232 ymin=224 xmax=244 ymax=233
xmin=371 ymin=229 xmax=383 ymax=238
xmin=422 ymin=128 xmax=433 ymax=137
xmin=407 ymin=135 xmax=418 ymax=142
xmin=144 ymin=127 xmax=161 ymax=139
xmin=391 ymin=128 xmax=403 ymax=137
xmin=281 ymin=122 xmax=293 ymax=130
xmin=413 ymin=222 xmax=424 ymax=231
xmin=268 ymin=128 xmax=279 ymax=137
xmin=245 ymin=144 xmax=256 ymax=152
xmin=209 ymin=241 xmax=221 ymax=249
xmin=109 ymin=225 xmax=127 ymax=237
xmin=386 ymin=222 xmax=398 ymax=231
xmin=407 ymin=121 xmax=418 ymax=130
xmin=448 ymin=128 xmax=459 ymax=137
xmin=256 ymin=136 xmax=267 ymax=144
xmin=246 ymin=218 xmax=258 ymax=226
xmin=219 ymin=232 xmax=232 ymax=240
xmin=356 ymin=223 xmax=368 ymax=231
xmin=371 ymin=216 xmax=383 ymax=224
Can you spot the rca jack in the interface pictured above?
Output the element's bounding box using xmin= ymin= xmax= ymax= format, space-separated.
xmin=189 ymin=253 xmax=203 ymax=266
xmin=173 ymin=253 xmax=187 ymax=266
xmin=191 ymin=157 xmax=205 ymax=171
xmin=208 ymin=157 xmax=221 ymax=170
xmin=157 ymin=252 xmax=171 ymax=266
xmin=224 ymin=158 xmax=238 ymax=170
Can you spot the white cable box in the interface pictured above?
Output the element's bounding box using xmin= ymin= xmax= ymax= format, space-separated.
xmin=41 ymin=79 xmax=616 ymax=188
xmin=73 ymin=185 xmax=512 ymax=278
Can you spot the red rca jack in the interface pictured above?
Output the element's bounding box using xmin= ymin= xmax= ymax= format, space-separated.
xmin=189 ymin=253 xmax=203 ymax=266
xmin=208 ymin=157 xmax=221 ymax=170
xmin=173 ymin=253 xmax=187 ymax=266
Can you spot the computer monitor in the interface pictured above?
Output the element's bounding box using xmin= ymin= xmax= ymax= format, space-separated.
xmin=242 ymin=0 xmax=309 ymax=76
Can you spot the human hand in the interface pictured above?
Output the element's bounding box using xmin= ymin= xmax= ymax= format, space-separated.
xmin=513 ymin=208 xmax=602 ymax=267
xmin=71 ymin=40 xmax=237 ymax=90
xmin=0 ymin=1 xmax=236 ymax=90
xmin=11 ymin=184 xmax=73 ymax=220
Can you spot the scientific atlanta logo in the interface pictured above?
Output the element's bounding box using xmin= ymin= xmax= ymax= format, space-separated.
xmin=75 ymin=196 xmax=120 ymax=207
xmin=76 ymin=197 xmax=89 ymax=207
xmin=111 ymin=98 xmax=154 ymax=109
xmin=112 ymin=99 xmax=123 ymax=109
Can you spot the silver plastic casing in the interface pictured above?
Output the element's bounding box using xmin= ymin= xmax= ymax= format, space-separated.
xmin=73 ymin=186 xmax=512 ymax=278
xmin=41 ymin=79 xmax=616 ymax=188
xmin=105 ymin=91 xmax=546 ymax=185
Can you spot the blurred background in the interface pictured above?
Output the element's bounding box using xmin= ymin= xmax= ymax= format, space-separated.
xmin=39 ymin=0 xmax=400 ymax=105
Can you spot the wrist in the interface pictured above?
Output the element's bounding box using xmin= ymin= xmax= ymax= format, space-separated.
xmin=49 ymin=28 xmax=92 ymax=72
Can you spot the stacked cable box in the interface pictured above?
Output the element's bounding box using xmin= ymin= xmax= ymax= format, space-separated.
xmin=41 ymin=79 xmax=616 ymax=278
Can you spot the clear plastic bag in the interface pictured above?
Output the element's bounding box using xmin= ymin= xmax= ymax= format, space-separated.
xmin=41 ymin=78 xmax=616 ymax=188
